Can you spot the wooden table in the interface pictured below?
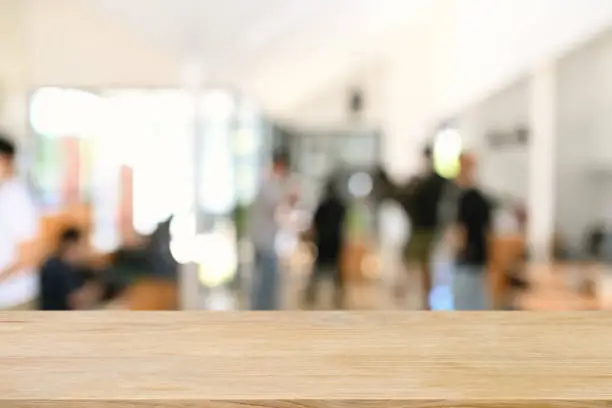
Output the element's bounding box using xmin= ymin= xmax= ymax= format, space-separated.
xmin=2 ymin=313 xmax=612 ymax=407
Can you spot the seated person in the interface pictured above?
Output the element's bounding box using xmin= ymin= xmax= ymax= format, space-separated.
xmin=39 ymin=227 xmax=102 ymax=310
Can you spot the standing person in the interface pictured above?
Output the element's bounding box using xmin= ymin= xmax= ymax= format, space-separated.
xmin=304 ymin=179 xmax=347 ymax=309
xmin=452 ymin=152 xmax=493 ymax=310
xmin=400 ymin=145 xmax=448 ymax=310
xmin=249 ymin=149 xmax=296 ymax=310
xmin=0 ymin=135 xmax=40 ymax=310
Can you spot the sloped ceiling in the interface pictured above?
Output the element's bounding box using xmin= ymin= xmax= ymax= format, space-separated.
xmin=81 ymin=0 xmax=430 ymax=114
xmin=432 ymin=0 xmax=612 ymax=118
xmin=81 ymin=0 xmax=612 ymax=121
xmin=282 ymin=0 xmax=612 ymax=126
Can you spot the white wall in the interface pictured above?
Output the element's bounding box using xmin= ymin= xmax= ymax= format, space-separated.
xmin=455 ymin=26 xmax=612 ymax=249
xmin=432 ymin=0 xmax=612 ymax=119
xmin=0 ymin=1 xmax=24 ymax=82
xmin=436 ymin=0 xmax=612 ymax=250
xmin=0 ymin=0 xmax=27 ymax=138
xmin=22 ymin=0 xmax=181 ymax=88
xmin=556 ymin=29 xmax=612 ymax=246
xmin=457 ymin=80 xmax=530 ymax=203
xmin=0 ymin=0 xmax=183 ymax=147
xmin=381 ymin=19 xmax=437 ymax=180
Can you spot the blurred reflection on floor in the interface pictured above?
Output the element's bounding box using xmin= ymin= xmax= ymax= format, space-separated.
xmin=202 ymin=257 xmax=612 ymax=311
xmin=202 ymin=254 xmax=455 ymax=311
xmin=513 ymin=263 xmax=602 ymax=310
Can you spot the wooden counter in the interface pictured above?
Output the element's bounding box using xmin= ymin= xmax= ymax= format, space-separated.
xmin=1 ymin=313 xmax=612 ymax=407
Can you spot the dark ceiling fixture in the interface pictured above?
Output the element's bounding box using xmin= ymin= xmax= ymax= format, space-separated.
xmin=348 ymin=88 xmax=364 ymax=120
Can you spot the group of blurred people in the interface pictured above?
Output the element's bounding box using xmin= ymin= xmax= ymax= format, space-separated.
xmin=0 ymin=133 xmax=178 ymax=311
xmin=248 ymin=148 xmax=348 ymax=310
xmin=248 ymin=142 xmax=493 ymax=311
xmin=376 ymin=145 xmax=493 ymax=310
xmin=0 ymin=134 xmax=115 ymax=310
xmin=1 ymin=127 xmax=493 ymax=311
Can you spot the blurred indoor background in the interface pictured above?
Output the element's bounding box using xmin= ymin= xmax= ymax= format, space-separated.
xmin=2 ymin=0 xmax=612 ymax=311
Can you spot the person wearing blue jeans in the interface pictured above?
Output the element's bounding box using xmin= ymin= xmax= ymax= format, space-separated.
xmin=251 ymin=249 xmax=280 ymax=310
xmin=249 ymin=149 xmax=296 ymax=310
xmin=454 ymin=264 xmax=488 ymax=310
xmin=453 ymin=153 xmax=493 ymax=311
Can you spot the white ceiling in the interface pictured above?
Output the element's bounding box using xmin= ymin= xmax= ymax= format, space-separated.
xmin=81 ymin=0 xmax=430 ymax=113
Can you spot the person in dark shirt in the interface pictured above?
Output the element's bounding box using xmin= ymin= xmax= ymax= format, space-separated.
xmin=304 ymin=179 xmax=347 ymax=309
xmin=401 ymin=145 xmax=448 ymax=310
xmin=147 ymin=216 xmax=178 ymax=280
xmin=586 ymin=222 xmax=605 ymax=260
xmin=39 ymin=227 xmax=101 ymax=310
xmin=372 ymin=146 xmax=451 ymax=310
xmin=452 ymin=153 xmax=492 ymax=310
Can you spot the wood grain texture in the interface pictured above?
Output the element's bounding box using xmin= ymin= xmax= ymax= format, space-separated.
xmin=1 ymin=313 xmax=612 ymax=407
xmin=4 ymin=402 xmax=612 ymax=408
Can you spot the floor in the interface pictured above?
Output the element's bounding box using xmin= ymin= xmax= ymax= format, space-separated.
xmin=200 ymin=257 xmax=612 ymax=311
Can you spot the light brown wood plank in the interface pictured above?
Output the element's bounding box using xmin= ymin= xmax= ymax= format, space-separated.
xmin=4 ymin=402 xmax=612 ymax=408
xmin=2 ymin=313 xmax=612 ymax=407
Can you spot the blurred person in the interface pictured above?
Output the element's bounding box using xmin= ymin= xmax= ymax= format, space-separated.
xmin=451 ymin=152 xmax=493 ymax=310
xmin=399 ymin=145 xmax=449 ymax=310
xmin=249 ymin=149 xmax=297 ymax=310
xmin=304 ymin=179 xmax=347 ymax=309
xmin=147 ymin=216 xmax=178 ymax=280
xmin=112 ymin=233 xmax=150 ymax=281
xmin=0 ymin=134 xmax=40 ymax=310
xmin=39 ymin=227 xmax=102 ymax=310
xmin=575 ymin=223 xmax=606 ymax=296
xmin=586 ymin=222 xmax=605 ymax=261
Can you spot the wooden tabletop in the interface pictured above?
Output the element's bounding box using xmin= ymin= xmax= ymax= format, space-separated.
xmin=1 ymin=313 xmax=612 ymax=407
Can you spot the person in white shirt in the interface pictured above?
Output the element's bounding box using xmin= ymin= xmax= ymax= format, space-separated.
xmin=0 ymin=135 xmax=40 ymax=310
xmin=249 ymin=149 xmax=296 ymax=310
